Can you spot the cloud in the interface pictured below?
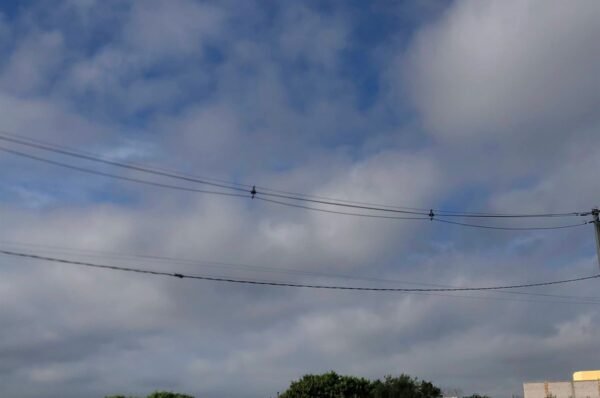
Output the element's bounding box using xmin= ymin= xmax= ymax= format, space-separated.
xmin=0 ymin=31 xmax=65 ymax=96
xmin=278 ymin=4 xmax=349 ymax=69
xmin=123 ymin=0 xmax=223 ymax=59
xmin=404 ymin=0 xmax=600 ymax=145
xmin=490 ymin=136 xmax=600 ymax=213
xmin=0 ymin=1 xmax=598 ymax=398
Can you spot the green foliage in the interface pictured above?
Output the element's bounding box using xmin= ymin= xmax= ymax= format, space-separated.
xmin=279 ymin=371 xmax=372 ymax=398
xmin=105 ymin=396 xmax=136 ymax=398
xmin=279 ymin=372 xmax=441 ymax=398
xmin=147 ymin=392 xmax=194 ymax=398
xmin=105 ymin=392 xmax=194 ymax=398
xmin=371 ymin=375 xmax=441 ymax=398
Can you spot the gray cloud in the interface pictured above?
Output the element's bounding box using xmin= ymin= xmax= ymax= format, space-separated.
xmin=405 ymin=0 xmax=600 ymax=143
xmin=0 ymin=1 xmax=598 ymax=398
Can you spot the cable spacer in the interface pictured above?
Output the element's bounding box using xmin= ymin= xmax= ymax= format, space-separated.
xmin=429 ymin=209 xmax=435 ymax=220
xmin=251 ymin=185 xmax=257 ymax=199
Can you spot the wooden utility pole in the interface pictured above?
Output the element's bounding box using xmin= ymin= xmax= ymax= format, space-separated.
xmin=592 ymin=208 xmax=600 ymax=269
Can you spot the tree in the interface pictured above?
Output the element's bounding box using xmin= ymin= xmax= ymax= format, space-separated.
xmin=279 ymin=372 xmax=442 ymax=398
xmin=147 ymin=392 xmax=194 ymax=398
xmin=371 ymin=375 xmax=441 ymax=398
xmin=105 ymin=392 xmax=194 ymax=398
xmin=279 ymin=371 xmax=372 ymax=398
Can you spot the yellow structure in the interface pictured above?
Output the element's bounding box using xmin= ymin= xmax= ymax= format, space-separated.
xmin=573 ymin=371 xmax=600 ymax=381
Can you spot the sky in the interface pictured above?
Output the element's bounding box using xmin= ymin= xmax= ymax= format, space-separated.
xmin=0 ymin=1 xmax=599 ymax=397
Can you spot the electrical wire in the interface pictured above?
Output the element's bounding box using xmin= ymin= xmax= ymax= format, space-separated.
xmin=254 ymin=196 xmax=429 ymax=220
xmin=2 ymin=249 xmax=599 ymax=293
xmin=0 ymin=145 xmax=586 ymax=230
xmin=0 ymin=145 xmax=250 ymax=199
xmin=1 ymin=132 xmax=596 ymax=303
xmin=6 ymin=247 xmax=599 ymax=304
xmin=257 ymin=197 xmax=587 ymax=230
xmin=257 ymin=190 xmax=580 ymax=219
xmin=0 ymin=132 xmax=585 ymax=218
xmin=432 ymin=218 xmax=589 ymax=231
xmin=0 ymin=131 xmax=433 ymax=213
xmin=0 ymin=132 xmax=249 ymax=193
xmin=2 ymin=239 xmax=600 ymax=303
xmin=0 ymin=130 xmax=255 ymax=190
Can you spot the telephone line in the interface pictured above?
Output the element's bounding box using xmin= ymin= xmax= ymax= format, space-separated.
xmin=0 ymin=131 xmax=432 ymax=213
xmin=0 ymin=145 xmax=250 ymax=198
xmin=0 ymin=132 xmax=583 ymax=219
xmin=2 ymin=249 xmax=599 ymax=293
xmin=0 ymin=133 xmax=249 ymax=193
xmin=0 ymin=130 xmax=255 ymax=190
xmin=255 ymin=196 xmax=429 ymax=220
xmin=258 ymin=196 xmax=587 ymax=230
xmin=2 ymin=240 xmax=599 ymax=302
xmin=0 ymin=145 xmax=585 ymax=230
xmin=432 ymin=218 xmax=589 ymax=231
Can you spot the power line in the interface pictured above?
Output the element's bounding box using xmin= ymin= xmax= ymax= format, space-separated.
xmin=255 ymin=196 xmax=429 ymax=220
xmin=2 ymin=249 xmax=599 ymax=293
xmin=433 ymin=218 xmax=589 ymax=231
xmin=0 ymin=131 xmax=433 ymax=213
xmin=2 ymin=239 xmax=599 ymax=303
xmin=0 ymin=145 xmax=250 ymax=198
xmin=0 ymin=132 xmax=584 ymax=219
xmin=0 ymin=145 xmax=586 ymax=230
xmin=259 ymin=196 xmax=588 ymax=230
xmin=6 ymin=248 xmax=596 ymax=305
xmin=0 ymin=130 xmax=256 ymax=190
xmin=0 ymin=132 xmax=249 ymax=193
xmin=257 ymin=190 xmax=580 ymax=219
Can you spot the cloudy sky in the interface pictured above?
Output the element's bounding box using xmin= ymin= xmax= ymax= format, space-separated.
xmin=0 ymin=1 xmax=599 ymax=397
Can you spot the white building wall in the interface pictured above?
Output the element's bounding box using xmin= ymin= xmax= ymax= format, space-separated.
xmin=524 ymin=381 xmax=600 ymax=398
xmin=574 ymin=381 xmax=600 ymax=398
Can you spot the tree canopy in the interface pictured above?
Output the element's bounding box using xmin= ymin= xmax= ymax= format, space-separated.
xmin=279 ymin=372 xmax=442 ymax=398
xmin=106 ymin=373 xmax=443 ymax=398
xmin=105 ymin=392 xmax=194 ymax=398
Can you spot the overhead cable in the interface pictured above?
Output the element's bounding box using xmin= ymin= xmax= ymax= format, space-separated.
xmin=258 ymin=196 xmax=587 ymax=230
xmin=0 ymin=132 xmax=249 ymax=193
xmin=254 ymin=196 xmax=429 ymax=220
xmin=432 ymin=218 xmax=589 ymax=231
xmin=2 ymin=240 xmax=600 ymax=303
xmin=0 ymin=145 xmax=250 ymax=199
xmin=0 ymin=145 xmax=586 ymax=230
xmin=2 ymin=249 xmax=599 ymax=293
xmin=0 ymin=132 xmax=584 ymax=219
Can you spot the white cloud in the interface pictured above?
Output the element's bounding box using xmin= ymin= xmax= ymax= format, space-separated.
xmin=0 ymin=31 xmax=65 ymax=96
xmin=278 ymin=4 xmax=349 ymax=69
xmin=404 ymin=0 xmax=600 ymax=144
xmin=0 ymin=1 xmax=598 ymax=398
xmin=124 ymin=0 xmax=223 ymax=60
xmin=490 ymin=135 xmax=600 ymax=213
xmin=0 ymin=93 xmax=108 ymax=142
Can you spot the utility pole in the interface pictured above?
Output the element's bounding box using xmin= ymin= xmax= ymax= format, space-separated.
xmin=593 ymin=208 xmax=600 ymax=269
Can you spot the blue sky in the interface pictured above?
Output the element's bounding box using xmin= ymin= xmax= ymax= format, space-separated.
xmin=0 ymin=1 xmax=599 ymax=397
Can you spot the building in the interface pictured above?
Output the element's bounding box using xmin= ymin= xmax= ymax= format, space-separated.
xmin=524 ymin=371 xmax=600 ymax=398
